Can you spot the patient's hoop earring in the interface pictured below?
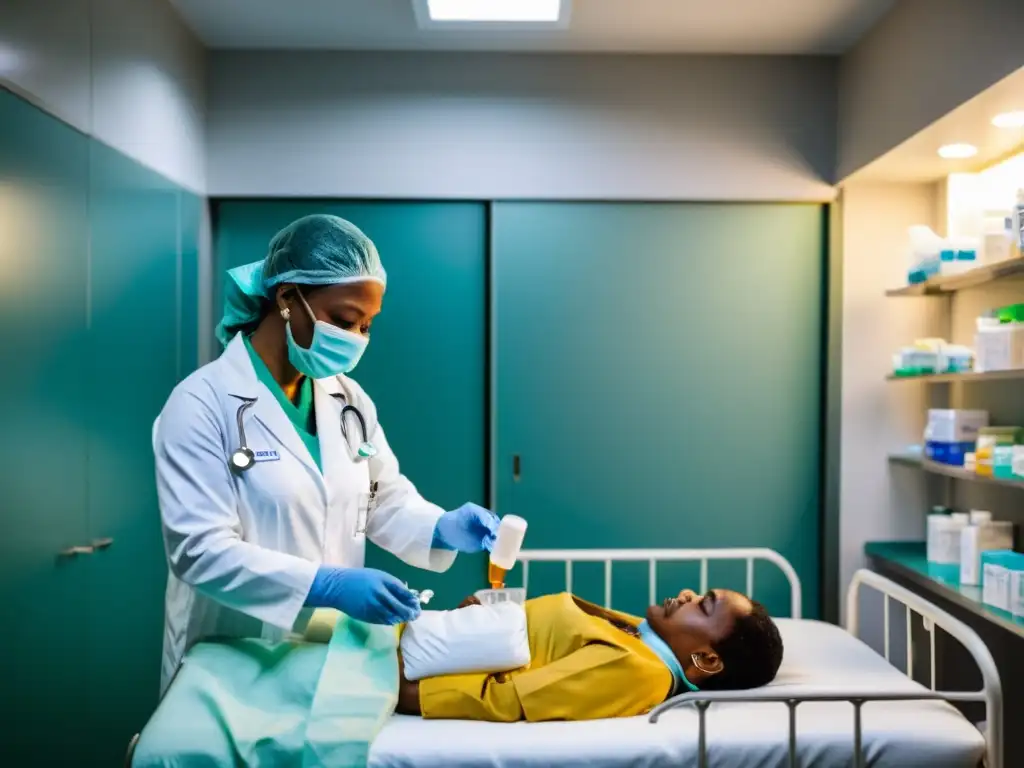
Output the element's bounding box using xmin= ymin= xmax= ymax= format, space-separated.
xmin=691 ymin=654 xmax=718 ymax=674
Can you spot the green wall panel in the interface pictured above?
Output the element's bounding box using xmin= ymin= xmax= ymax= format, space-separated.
xmin=86 ymin=142 xmax=182 ymax=763
xmin=0 ymin=86 xmax=202 ymax=763
xmin=179 ymin=191 xmax=202 ymax=377
xmin=492 ymin=202 xmax=824 ymax=619
xmin=0 ymin=87 xmax=92 ymax=764
xmin=215 ymin=201 xmax=487 ymax=606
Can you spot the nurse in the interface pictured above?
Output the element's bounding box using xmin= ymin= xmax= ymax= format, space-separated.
xmin=154 ymin=214 xmax=498 ymax=691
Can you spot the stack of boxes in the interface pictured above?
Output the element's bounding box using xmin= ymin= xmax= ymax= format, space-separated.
xmin=924 ymin=409 xmax=988 ymax=466
xmin=927 ymin=507 xmax=1021 ymax=617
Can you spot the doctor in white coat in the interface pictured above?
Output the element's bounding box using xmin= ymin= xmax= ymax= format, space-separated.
xmin=154 ymin=214 xmax=498 ymax=692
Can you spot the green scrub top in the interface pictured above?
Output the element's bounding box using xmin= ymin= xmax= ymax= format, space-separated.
xmin=243 ymin=335 xmax=322 ymax=470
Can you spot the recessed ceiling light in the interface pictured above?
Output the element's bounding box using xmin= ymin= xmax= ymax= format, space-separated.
xmin=937 ymin=143 xmax=978 ymax=160
xmin=992 ymin=111 xmax=1024 ymax=129
xmin=419 ymin=0 xmax=568 ymax=24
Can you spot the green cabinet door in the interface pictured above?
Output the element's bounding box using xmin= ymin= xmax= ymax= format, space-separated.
xmin=85 ymin=142 xmax=181 ymax=763
xmin=0 ymin=89 xmax=92 ymax=763
xmin=215 ymin=201 xmax=487 ymax=606
xmin=492 ymin=202 xmax=824 ymax=618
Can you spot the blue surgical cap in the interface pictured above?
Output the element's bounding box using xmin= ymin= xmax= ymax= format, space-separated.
xmin=216 ymin=214 xmax=386 ymax=346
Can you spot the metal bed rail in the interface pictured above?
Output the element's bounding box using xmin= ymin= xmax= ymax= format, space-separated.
xmin=848 ymin=568 xmax=1001 ymax=768
xmin=649 ymin=567 xmax=1002 ymax=768
xmin=516 ymin=547 xmax=802 ymax=619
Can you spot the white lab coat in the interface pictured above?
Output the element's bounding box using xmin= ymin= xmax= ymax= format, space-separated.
xmin=153 ymin=334 xmax=455 ymax=692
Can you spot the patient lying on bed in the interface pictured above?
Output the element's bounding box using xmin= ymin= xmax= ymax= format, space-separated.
xmin=395 ymin=587 xmax=783 ymax=722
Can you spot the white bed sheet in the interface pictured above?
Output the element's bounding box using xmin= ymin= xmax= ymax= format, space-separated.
xmin=369 ymin=619 xmax=986 ymax=768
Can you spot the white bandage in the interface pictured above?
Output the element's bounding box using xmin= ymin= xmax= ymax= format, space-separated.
xmin=400 ymin=602 xmax=531 ymax=681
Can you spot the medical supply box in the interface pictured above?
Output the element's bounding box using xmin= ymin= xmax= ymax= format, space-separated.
xmin=982 ymin=550 xmax=1024 ymax=613
xmin=924 ymin=409 xmax=989 ymax=466
xmin=961 ymin=514 xmax=1014 ymax=586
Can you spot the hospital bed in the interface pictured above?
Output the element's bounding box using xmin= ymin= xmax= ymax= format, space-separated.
xmin=128 ymin=547 xmax=1001 ymax=768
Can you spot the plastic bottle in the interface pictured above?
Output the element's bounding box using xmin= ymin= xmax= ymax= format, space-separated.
xmin=926 ymin=507 xmax=950 ymax=562
xmin=982 ymin=214 xmax=1014 ymax=264
xmin=488 ymin=515 xmax=528 ymax=589
xmin=906 ymin=225 xmax=944 ymax=284
xmin=1014 ymin=189 xmax=1024 ymax=252
xmin=942 ymin=512 xmax=970 ymax=566
xmin=975 ymin=315 xmax=1004 ymax=373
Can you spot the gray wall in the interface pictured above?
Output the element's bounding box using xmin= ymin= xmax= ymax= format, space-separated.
xmin=0 ymin=0 xmax=207 ymax=193
xmin=838 ymin=0 xmax=1024 ymax=181
xmin=207 ymin=51 xmax=837 ymax=201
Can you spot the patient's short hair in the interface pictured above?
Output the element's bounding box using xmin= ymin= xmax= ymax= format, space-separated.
xmin=701 ymin=600 xmax=783 ymax=690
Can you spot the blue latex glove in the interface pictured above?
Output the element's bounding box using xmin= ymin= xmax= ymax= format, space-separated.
xmin=304 ymin=566 xmax=421 ymax=625
xmin=432 ymin=503 xmax=500 ymax=553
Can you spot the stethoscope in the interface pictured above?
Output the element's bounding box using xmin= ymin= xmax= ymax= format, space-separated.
xmin=228 ymin=391 xmax=378 ymax=473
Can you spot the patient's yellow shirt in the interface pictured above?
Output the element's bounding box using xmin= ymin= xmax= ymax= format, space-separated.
xmin=418 ymin=593 xmax=673 ymax=722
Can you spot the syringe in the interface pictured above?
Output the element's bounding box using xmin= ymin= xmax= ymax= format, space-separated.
xmin=407 ymin=587 xmax=434 ymax=605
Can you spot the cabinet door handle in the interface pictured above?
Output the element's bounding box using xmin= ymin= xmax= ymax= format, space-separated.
xmin=59 ymin=545 xmax=95 ymax=557
xmin=92 ymin=537 xmax=114 ymax=550
xmin=513 ymin=455 xmax=521 ymax=482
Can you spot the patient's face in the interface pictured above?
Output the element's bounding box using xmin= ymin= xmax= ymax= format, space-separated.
xmin=646 ymin=588 xmax=752 ymax=651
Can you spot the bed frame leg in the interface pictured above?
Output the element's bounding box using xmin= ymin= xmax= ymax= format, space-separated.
xmin=852 ymin=699 xmax=864 ymax=768
xmin=696 ymin=701 xmax=709 ymax=768
xmin=786 ymin=699 xmax=799 ymax=768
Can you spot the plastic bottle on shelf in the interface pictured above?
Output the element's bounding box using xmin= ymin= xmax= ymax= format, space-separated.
xmin=906 ymin=225 xmax=943 ymax=284
xmin=926 ymin=507 xmax=951 ymax=562
xmin=982 ymin=214 xmax=1015 ymax=265
xmin=931 ymin=512 xmax=969 ymax=566
xmin=974 ymin=314 xmax=1005 ymax=373
xmin=1013 ymin=189 xmax=1024 ymax=252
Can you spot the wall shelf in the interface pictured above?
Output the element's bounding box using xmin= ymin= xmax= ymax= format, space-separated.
xmin=886 ymin=369 xmax=1024 ymax=384
xmin=886 ymin=258 xmax=1024 ymax=297
xmin=888 ymin=453 xmax=1024 ymax=490
xmin=866 ymin=541 xmax=1024 ymax=638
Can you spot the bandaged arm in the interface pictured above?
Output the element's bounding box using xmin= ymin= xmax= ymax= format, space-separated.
xmin=413 ymin=643 xmax=670 ymax=722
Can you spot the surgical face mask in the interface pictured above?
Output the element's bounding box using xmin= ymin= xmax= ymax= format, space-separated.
xmin=285 ymin=291 xmax=368 ymax=379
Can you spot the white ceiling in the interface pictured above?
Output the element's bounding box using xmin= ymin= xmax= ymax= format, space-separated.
xmin=169 ymin=0 xmax=895 ymax=54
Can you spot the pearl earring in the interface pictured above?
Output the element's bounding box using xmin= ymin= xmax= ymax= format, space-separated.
xmin=280 ymin=307 xmax=291 ymax=321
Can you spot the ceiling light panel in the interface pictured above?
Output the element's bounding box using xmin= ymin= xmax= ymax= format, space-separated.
xmin=937 ymin=143 xmax=979 ymax=160
xmin=414 ymin=0 xmax=571 ymax=29
xmin=992 ymin=111 xmax=1024 ymax=129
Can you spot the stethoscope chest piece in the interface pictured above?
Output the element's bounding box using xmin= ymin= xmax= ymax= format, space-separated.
xmin=230 ymin=447 xmax=255 ymax=472
xmin=356 ymin=441 xmax=378 ymax=461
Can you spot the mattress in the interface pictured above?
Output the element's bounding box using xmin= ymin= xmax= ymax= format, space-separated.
xmin=369 ymin=619 xmax=986 ymax=768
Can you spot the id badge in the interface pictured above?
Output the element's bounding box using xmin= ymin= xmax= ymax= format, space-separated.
xmin=355 ymin=481 xmax=379 ymax=536
xmin=355 ymin=495 xmax=369 ymax=536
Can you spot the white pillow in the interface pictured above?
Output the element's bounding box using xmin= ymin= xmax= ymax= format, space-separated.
xmin=400 ymin=602 xmax=531 ymax=681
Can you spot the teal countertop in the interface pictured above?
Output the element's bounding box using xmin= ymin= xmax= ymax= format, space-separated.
xmin=865 ymin=541 xmax=1024 ymax=639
